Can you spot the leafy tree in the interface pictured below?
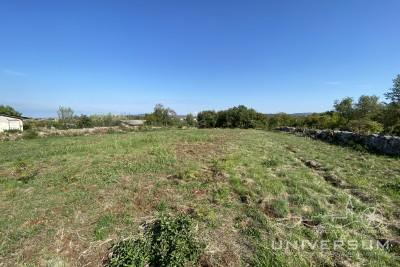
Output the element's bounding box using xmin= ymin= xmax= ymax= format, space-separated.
xmin=57 ymin=106 xmax=74 ymax=122
xmin=384 ymin=74 xmax=400 ymax=104
xmin=214 ymin=105 xmax=266 ymax=129
xmin=145 ymin=104 xmax=177 ymax=126
xmin=353 ymin=95 xmax=383 ymax=120
xmin=0 ymin=105 xmax=22 ymax=117
xmin=334 ymin=97 xmax=354 ymax=123
xmin=382 ymin=103 xmax=400 ymax=135
xmin=185 ymin=114 xmax=195 ymax=127
xmin=197 ymin=110 xmax=217 ymax=128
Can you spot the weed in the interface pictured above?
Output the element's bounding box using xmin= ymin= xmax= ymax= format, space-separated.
xmin=94 ymin=214 xmax=115 ymax=240
xmin=262 ymin=157 xmax=280 ymax=168
xmin=107 ymin=214 xmax=203 ymax=267
xmin=156 ymin=201 xmax=168 ymax=212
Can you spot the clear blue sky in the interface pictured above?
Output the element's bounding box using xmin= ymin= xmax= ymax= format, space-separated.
xmin=1 ymin=0 xmax=399 ymax=117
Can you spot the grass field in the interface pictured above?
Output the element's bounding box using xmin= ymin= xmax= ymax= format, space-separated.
xmin=1 ymin=129 xmax=399 ymax=266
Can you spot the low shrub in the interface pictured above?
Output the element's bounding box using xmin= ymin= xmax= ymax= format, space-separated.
xmin=22 ymin=129 xmax=38 ymax=139
xmin=106 ymin=214 xmax=203 ymax=267
xmin=347 ymin=119 xmax=383 ymax=134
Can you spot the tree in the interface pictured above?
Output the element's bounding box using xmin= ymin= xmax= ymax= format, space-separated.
xmin=353 ymin=95 xmax=383 ymax=120
xmin=383 ymin=103 xmax=400 ymax=135
xmin=0 ymin=105 xmax=22 ymax=117
xmin=57 ymin=106 xmax=74 ymax=122
xmin=334 ymin=97 xmax=354 ymax=123
xmin=145 ymin=104 xmax=177 ymax=126
xmin=385 ymin=74 xmax=400 ymax=104
xmin=197 ymin=110 xmax=217 ymax=128
xmin=185 ymin=114 xmax=195 ymax=127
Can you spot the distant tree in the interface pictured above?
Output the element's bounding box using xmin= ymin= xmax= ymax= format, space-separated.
xmin=214 ymin=105 xmax=265 ymax=129
xmin=353 ymin=95 xmax=383 ymax=120
xmin=384 ymin=74 xmax=400 ymax=104
xmin=77 ymin=115 xmax=93 ymax=128
xmin=57 ymin=106 xmax=74 ymax=122
xmin=185 ymin=114 xmax=195 ymax=127
xmin=0 ymin=105 xmax=22 ymax=117
xmin=334 ymin=97 xmax=354 ymax=123
xmin=197 ymin=110 xmax=217 ymax=128
xmin=145 ymin=104 xmax=177 ymax=126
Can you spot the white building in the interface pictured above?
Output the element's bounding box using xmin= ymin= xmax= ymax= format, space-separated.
xmin=0 ymin=115 xmax=24 ymax=132
xmin=121 ymin=119 xmax=146 ymax=126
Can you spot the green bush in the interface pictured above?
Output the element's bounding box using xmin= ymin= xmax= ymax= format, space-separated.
xmin=77 ymin=115 xmax=93 ymax=128
xmin=107 ymin=214 xmax=202 ymax=267
xmin=347 ymin=119 xmax=383 ymax=134
xmin=22 ymin=129 xmax=39 ymax=139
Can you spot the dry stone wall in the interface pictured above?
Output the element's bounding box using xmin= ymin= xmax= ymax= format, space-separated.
xmin=276 ymin=127 xmax=400 ymax=156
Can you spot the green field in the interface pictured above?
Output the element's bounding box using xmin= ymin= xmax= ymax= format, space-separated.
xmin=1 ymin=129 xmax=399 ymax=266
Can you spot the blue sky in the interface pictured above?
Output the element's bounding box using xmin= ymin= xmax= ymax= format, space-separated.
xmin=1 ymin=0 xmax=399 ymax=117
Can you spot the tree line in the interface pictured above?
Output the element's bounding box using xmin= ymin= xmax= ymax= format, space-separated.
xmin=275 ymin=74 xmax=400 ymax=135
xmin=1 ymin=74 xmax=399 ymax=135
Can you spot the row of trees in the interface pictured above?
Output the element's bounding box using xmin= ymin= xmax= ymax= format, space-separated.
xmin=2 ymin=74 xmax=400 ymax=135
xmin=194 ymin=74 xmax=400 ymax=135
xmin=197 ymin=105 xmax=267 ymax=128
xmin=143 ymin=104 xmax=268 ymax=129
xmin=273 ymin=74 xmax=400 ymax=135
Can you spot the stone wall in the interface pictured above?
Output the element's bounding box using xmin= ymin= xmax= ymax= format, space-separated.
xmin=276 ymin=127 xmax=400 ymax=156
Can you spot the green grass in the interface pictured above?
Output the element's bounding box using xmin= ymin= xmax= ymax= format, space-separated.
xmin=0 ymin=129 xmax=399 ymax=266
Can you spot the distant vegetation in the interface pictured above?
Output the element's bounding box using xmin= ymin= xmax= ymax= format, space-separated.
xmin=197 ymin=105 xmax=267 ymax=129
xmin=0 ymin=105 xmax=22 ymax=117
xmin=2 ymin=74 xmax=400 ymax=136
xmin=197 ymin=74 xmax=400 ymax=135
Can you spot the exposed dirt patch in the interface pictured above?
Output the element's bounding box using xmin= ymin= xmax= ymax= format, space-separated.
xmin=323 ymin=173 xmax=347 ymax=188
xmin=349 ymin=188 xmax=375 ymax=203
xmin=174 ymin=142 xmax=220 ymax=161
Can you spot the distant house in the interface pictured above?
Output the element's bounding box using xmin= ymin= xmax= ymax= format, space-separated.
xmin=121 ymin=119 xmax=146 ymax=127
xmin=0 ymin=114 xmax=27 ymax=132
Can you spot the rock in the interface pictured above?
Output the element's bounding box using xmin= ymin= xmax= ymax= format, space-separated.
xmin=305 ymin=160 xmax=322 ymax=170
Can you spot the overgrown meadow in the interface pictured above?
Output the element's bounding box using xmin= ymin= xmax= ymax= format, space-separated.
xmin=0 ymin=129 xmax=399 ymax=266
